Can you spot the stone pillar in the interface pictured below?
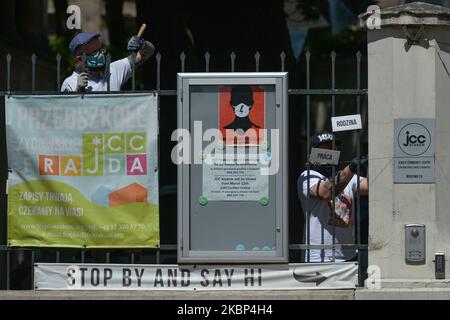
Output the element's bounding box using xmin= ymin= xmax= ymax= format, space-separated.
xmin=69 ymin=0 xmax=110 ymax=45
xmin=360 ymin=2 xmax=450 ymax=285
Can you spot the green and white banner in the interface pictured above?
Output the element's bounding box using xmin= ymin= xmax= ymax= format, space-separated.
xmin=6 ymin=94 xmax=159 ymax=248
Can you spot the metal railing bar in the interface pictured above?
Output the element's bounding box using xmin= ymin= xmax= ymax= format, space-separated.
xmin=289 ymin=89 xmax=367 ymax=95
xmin=305 ymin=51 xmax=311 ymax=263
xmin=290 ymin=244 xmax=369 ymax=250
xmin=356 ymin=50 xmax=363 ymax=286
xmin=0 ymin=90 xmax=165 ymax=95
xmin=159 ymin=244 xmax=177 ymax=250
xmin=0 ymin=246 xmax=178 ymax=251
xmin=6 ymin=250 xmax=10 ymax=290
xmin=31 ymin=250 xmax=35 ymax=289
xmin=0 ymin=89 xmax=367 ymax=97
xmin=330 ymin=51 xmax=336 ymax=263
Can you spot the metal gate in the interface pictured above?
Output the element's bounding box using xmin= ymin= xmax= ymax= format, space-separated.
xmin=0 ymin=50 xmax=368 ymax=289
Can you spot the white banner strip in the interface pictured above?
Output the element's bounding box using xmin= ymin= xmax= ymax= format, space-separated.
xmin=331 ymin=114 xmax=362 ymax=132
xmin=34 ymin=263 xmax=357 ymax=290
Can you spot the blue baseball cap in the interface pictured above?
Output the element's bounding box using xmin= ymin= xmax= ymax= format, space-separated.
xmin=69 ymin=32 xmax=100 ymax=56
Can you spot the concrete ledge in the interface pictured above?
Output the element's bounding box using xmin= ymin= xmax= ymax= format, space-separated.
xmin=5 ymin=288 xmax=450 ymax=299
xmin=0 ymin=289 xmax=355 ymax=300
xmin=355 ymin=288 xmax=450 ymax=300
xmin=379 ymin=279 xmax=450 ymax=288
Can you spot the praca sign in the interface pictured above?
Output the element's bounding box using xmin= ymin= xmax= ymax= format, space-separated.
xmin=309 ymin=148 xmax=340 ymax=165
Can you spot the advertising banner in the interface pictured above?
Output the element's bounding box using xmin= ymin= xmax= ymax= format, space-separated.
xmin=6 ymin=94 xmax=159 ymax=248
xmin=34 ymin=262 xmax=357 ymax=290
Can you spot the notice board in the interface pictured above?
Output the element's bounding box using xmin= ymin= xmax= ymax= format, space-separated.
xmin=177 ymin=73 xmax=288 ymax=263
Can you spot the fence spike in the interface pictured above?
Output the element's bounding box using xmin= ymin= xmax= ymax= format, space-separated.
xmin=254 ymin=51 xmax=260 ymax=72
xmin=305 ymin=53 xmax=311 ymax=89
xmin=305 ymin=51 xmax=311 ymax=59
xmin=230 ymin=52 xmax=236 ymax=72
xmin=131 ymin=51 xmax=136 ymax=91
xmin=280 ymin=51 xmax=286 ymax=72
xmin=106 ymin=53 xmax=111 ymax=91
xmin=180 ymin=52 xmax=186 ymax=72
xmin=56 ymin=54 xmax=61 ymax=91
xmin=205 ymin=51 xmax=210 ymax=72
xmin=31 ymin=53 xmax=37 ymax=92
xmin=6 ymin=53 xmax=11 ymax=92
xmin=156 ymin=52 xmax=162 ymax=91
xmin=330 ymin=51 xmax=336 ymax=60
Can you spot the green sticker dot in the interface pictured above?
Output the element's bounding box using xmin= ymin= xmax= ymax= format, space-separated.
xmin=261 ymin=142 xmax=270 ymax=151
xmin=199 ymin=196 xmax=208 ymax=206
xmin=260 ymin=196 xmax=269 ymax=206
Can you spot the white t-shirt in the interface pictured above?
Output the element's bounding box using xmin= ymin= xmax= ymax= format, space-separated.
xmin=298 ymin=170 xmax=362 ymax=262
xmin=61 ymin=58 xmax=132 ymax=92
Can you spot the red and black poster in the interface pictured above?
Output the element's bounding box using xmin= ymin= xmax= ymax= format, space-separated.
xmin=219 ymin=85 xmax=265 ymax=145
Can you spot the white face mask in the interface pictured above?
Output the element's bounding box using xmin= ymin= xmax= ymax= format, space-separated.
xmin=232 ymin=103 xmax=251 ymax=117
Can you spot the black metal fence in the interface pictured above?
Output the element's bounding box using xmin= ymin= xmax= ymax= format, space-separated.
xmin=0 ymin=50 xmax=368 ymax=289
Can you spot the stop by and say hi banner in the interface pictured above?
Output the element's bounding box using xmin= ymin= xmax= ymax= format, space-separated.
xmin=34 ymin=263 xmax=357 ymax=290
xmin=5 ymin=94 xmax=159 ymax=248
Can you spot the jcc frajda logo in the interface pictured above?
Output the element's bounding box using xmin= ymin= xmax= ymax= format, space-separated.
xmin=39 ymin=132 xmax=147 ymax=176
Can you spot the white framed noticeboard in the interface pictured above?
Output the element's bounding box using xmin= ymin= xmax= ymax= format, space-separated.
xmin=177 ymin=73 xmax=288 ymax=263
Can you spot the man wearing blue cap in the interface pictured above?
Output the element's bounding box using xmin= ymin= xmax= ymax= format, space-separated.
xmin=61 ymin=31 xmax=154 ymax=92
xmin=297 ymin=131 xmax=368 ymax=263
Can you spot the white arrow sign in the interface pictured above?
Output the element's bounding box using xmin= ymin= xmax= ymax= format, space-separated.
xmin=331 ymin=114 xmax=362 ymax=132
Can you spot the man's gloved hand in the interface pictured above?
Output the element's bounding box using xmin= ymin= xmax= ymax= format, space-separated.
xmin=349 ymin=155 xmax=368 ymax=174
xmin=76 ymin=72 xmax=88 ymax=92
xmin=127 ymin=36 xmax=144 ymax=52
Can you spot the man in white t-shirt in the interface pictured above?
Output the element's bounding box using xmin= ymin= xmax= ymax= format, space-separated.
xmin=61 ymin=32 xmax=155 ymax=92
xmin=297 ymin=132 xmax=368 ymax=263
